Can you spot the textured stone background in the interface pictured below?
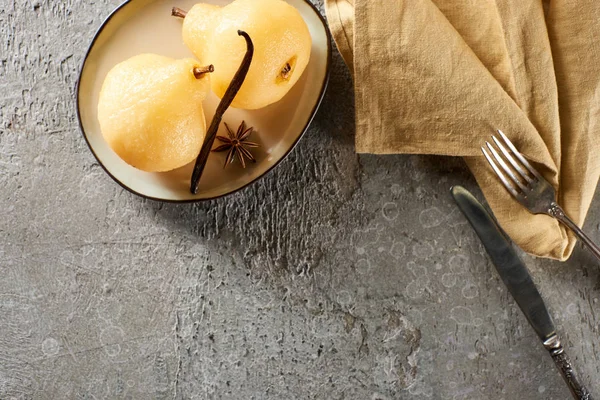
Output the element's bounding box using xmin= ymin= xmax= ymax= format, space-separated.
xmin=1 ymin=0 xmax=600 ymax=399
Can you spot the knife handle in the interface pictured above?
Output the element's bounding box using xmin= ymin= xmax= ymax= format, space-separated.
xmin=544 ymin=335 xmax=594 ymax=400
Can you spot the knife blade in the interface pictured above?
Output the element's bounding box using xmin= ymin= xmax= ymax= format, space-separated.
xmin=451 ymin=186 xmax=593 ymax=400
xmin=451 ymin=185 xmax=554 ymax=340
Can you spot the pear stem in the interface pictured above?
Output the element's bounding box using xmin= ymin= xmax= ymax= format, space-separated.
xmin=193 ymin=65 xmax=214 ymax=79
xmin=171 ymin=7 xmax=187 ymax=18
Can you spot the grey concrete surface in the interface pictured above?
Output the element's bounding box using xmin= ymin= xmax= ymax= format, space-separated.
xmin=2 ymin=0 xmax=600 ymax=399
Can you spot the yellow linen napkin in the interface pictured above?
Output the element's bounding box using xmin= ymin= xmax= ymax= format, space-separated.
xmin=325 ymin=0 xmax=600 ymax=260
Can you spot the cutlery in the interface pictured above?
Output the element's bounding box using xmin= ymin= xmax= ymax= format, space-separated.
xmin=451 ymin=185 xmax=594 ymax=400
xmin=482 ymin=130 xmax=600 ymax=262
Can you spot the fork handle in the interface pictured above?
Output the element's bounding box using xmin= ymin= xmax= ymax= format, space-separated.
xmin=549 ymin=203 xmax=600 ymax=261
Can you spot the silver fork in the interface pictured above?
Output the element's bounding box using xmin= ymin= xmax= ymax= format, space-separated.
xmin=482 ymin=130 xmax=600 ymax=261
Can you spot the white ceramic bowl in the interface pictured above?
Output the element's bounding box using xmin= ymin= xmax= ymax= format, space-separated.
xmin=77 ymin=0 xmax=331 ymax=201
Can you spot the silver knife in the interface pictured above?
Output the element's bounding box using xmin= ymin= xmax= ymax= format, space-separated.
xmin=451 ymin=186 xmax=594 ymax=400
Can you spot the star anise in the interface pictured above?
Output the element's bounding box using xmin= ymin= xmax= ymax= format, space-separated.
xmin=212 ymin=121 xmax=259 ymax=168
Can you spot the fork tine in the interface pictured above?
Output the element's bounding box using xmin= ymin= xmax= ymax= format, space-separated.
xmin=482 ymin=146 xmax=523 ymax=200
xmin=492 ymin=136 xmax=533 ymax=184
xmin=497 ymin=130 xmax=543 ymax=179
xmin=485 ymin=142 xmax=529 ymax=192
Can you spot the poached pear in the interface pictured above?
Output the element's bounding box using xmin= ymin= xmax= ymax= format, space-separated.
xmin=97 ymin=54 xmax=212 ymax=172
xmin=177 ymin=0 xmax=312 ymax=110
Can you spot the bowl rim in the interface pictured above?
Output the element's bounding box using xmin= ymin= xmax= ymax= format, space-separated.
xmin=76 ymin=0 xmax=332 ymax=203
